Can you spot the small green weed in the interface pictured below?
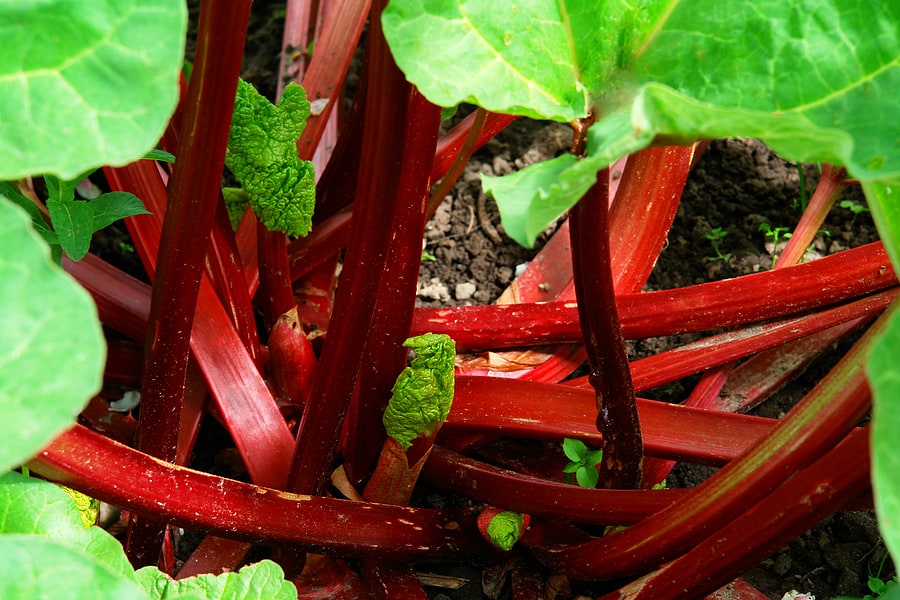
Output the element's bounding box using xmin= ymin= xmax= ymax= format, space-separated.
xmin=562 ymin=437 xmax=603 ymax=488
xmin=703 ymin=227 xmax=733 ymax=262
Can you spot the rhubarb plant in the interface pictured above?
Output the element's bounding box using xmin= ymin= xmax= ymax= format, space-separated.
xmin=3 ymin=0 xmax=900 ymax=597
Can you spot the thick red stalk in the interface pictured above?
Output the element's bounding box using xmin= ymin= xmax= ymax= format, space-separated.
xmin=127 ymin=0 xmax=252 ymax=566
xmin=424 ymin=446 xmax=686 ymax=525
xmin=65 ymin=251 xmax=295 ymax=490
xmin=525 ymin=296 xmax=888 ymax=579
xmin=608 ymin=428 xmax=870 ymax=600
xmin=608 ymin=145 xmax=694 ymax=293
xmin=286 ymin=1 xmax=438 ymax=495
xmin=28 ymin=425 xmax=485 ymax=561
xmin=570 ymin=169 xmax=640 ymax=488
xmin=412 ymin=241 xmax=895 ymax=349
xmin=594 ymin=287 xmax=895 ymax=392
xmin=342 ymin=89 xmax=442 ymax=485
xmin=444 ymin=377 xmax=774 ymax=465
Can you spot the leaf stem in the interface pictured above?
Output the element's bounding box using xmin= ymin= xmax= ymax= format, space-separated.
xmin=569 ymin=170 xmax=642 ymax=488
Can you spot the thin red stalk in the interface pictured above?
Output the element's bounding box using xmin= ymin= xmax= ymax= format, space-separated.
xmin=342 ymin=89 xmax=442 ymax=486
xmin=775 ymin=164 xmax=849 ymax=268
xmin=714 ymin=315 xmax=872 ymax=412
xmin=28 ymin=425 xmax=485 ymax=561
xmin=127 ymin=0 xmax=251 ymax=566
xmin=426 ymin=107 xmax=487 ymax=217
xmin=570 ymin=170 xmax=641 ymax=488
xmin=286 ymin=1 xmax=438 ymax=495
xmin=526 ymin=297 xmax=888 ymax=579
xmin=431 ymin=111 xmax=517 ymax=183
xmin=577 ymin=286 xmax=896 ymax=392
xmin=608 ymin=428 xmax=870 ymax=600
xmin=424 ymin=446 xmax=686 ymax=525
xmin=444 ymin=377 xmax=774 ymax=466
xmin=412 ymin=241 xmax=895 ymax=348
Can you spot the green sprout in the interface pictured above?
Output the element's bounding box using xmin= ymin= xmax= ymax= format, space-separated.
xmin=840 ymin=199 xmax=870 ymax=223
xmin=382 ymin=333 xmax=456 ymax=450
xmin=225 ymin=79 xmax=315 ymax=237
xmin=562 ymin=437 xmax=603 ymax=488
xmin=485 ymin=511 xmax=526 ymax=552
xmin=703 ymin=227 xmax=733 ymax=262
xmin=759 ymin=222 xmax=793 ymax=265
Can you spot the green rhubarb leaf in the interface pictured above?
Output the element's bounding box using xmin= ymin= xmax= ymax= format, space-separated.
xmin=383 ymin=333 xmax=456 ymax=450
xmin=0 ymin=0 xmax=187 ymax=180
xmin=485 ymin=511 xmax=525 ymax=552
xmin=136 ymin=560 xmax=297 ymax=600
xmin=868 ymin=303 xmax=900 ymax=570
xmin=0 ymin=472 xmax=136 ymax=582
xmin=0 ymin=537 xmax=146 ymax=600
xmin=225 ymin=79 xmax=315 ymax=237
xmin=385 ymin=0 xmax=900 ymax=247
xmin=0 ymin=197 xmax=105 ymax=472
xmin=382 ymin=0 xmax=667 ymax=122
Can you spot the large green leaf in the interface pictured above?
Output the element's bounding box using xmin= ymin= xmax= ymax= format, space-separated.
xmin=0 ymin=472 xmax=134 ymax=580
xmin=868 ymin=303 xmax=900 ymax=570
xmin=0 ymin=537 xmax=146 ymax=600
xmin=136 ymin=561 xmax=297 ymax=600
xmin=384 ymin=0 xmax=900 ymax=246
xmin=0 ymin=197 xmax=105 ymax=472
xmin=0 ymin=0 xmax=187 ymax=180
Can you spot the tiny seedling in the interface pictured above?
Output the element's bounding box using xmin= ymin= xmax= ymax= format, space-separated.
xmin=759 ymin=222 xmax=793 ymax=264
xmin=562 ymin=437 xmax=603 ymax=488
xmin=840 ymin=199 xmax=871 ymax=223
xmin=703 ymin=227 xmax=733 ymax=262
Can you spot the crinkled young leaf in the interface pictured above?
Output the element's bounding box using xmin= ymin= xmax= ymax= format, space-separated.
xmin=136 ymin=560 xmax=297 ymax=600
xmin=0 ymin=0 xmax=187 ymax=180
xmin=0 ymin=198 xmax=105 ymax=472
xmin=225 ymin=79 xmax=315 ymax=237
xmin=383 ymin=333 xmax=456 ymax=450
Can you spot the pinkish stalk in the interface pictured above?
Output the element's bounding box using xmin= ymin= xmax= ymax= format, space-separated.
xmin=444 ymin=377 xmax=774 ymax=465
xmin=412 ymin=241 xmax=895 ymax=349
